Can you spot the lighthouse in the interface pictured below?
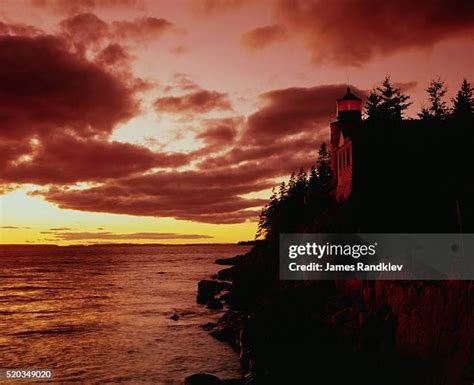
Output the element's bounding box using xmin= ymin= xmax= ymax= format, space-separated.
xmin=330 ymin=87 xmax=362 ymax=201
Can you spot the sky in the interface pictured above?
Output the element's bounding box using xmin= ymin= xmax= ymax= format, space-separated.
xmin=0 ymin=0 xmax=473 ymax=245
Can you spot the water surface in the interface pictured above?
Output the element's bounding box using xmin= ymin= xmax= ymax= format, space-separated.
xmin=0 ymin=244 xmax=248 ymax=384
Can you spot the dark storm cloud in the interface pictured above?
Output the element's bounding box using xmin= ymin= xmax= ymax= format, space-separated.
xmin=277 ymin=0 xmax=474 ymax=65
xmin=244 ymin=84 xmax=366 ymax=142
xmin=0 ymin=31 xmax=189 ymax=186
xmin=0 ymin=34 xmax=137 ymax=140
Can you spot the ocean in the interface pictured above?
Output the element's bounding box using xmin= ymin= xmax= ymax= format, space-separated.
xmin=0 ymin=244 xmax=249 ymax=384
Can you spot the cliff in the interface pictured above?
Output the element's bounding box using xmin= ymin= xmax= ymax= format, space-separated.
xmin=196 ymin=117 xmax=474 ymax=384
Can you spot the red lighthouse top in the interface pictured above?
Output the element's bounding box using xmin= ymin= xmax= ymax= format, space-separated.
xmin=336 ymin=87 xmax=362 ymax=117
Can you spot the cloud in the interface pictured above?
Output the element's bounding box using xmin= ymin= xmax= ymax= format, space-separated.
xmin=0 ymin=20 xmax=367 ymax=226
xmin=0 ymin=34 xmax=137 ymax=140
xmin=30 ymin=0 xmax=142 ymax=15
xmin=1 ymin=226 xmax=19 ymax=229
xmin=394 ymin=81 xmax=419 ymax=93
xmin=170 ymin=45 xmax=189 ymax=55
xmin=163 ymin=73 xmax=201 ymax=93
xmin=95 ymin=43 xmax=130 ymax=67
xmin=2 ymin=135 xmax=190 ymax=185
xmin=154 ymin=89 xmax=233 ymax=115
xmin=111 ymin=17 xmax=173 ymax=41
xmin=59 ymin=13 xmax=174 ymax=46
xmin=38 ymin=84 xmax=361 ymax=224
xmin=241 ymin=25 xmax=288 ymax=51
xmin=0 ymin=31 xmax=190 ymax=186
xmin=49 ymin=227 xmax=72 ymax=231
xmin=59 ymin=12 xmax=108 ymax=45
xmin=243 ymin=84 xmax=366 ymax=142
xmin=42 ymin=231 xmax=213 ymax=240
xmin=276 ymin=0 xmax=474 ymax=65
xmin=197 ymin=117 xmax=240 ymax=146
xmin=0 ymin=21 xmax=41 ymax=37
xmin=192 ymin=0 xmax=250 ymax=15
xmin=39 ymin=165 xmax=272 ymax=224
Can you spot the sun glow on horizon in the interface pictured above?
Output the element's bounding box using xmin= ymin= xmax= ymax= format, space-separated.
xmin=0 ymin=188 xmax=259 ymax=245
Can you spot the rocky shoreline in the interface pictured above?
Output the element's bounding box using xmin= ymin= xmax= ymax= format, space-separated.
xmin=186 ymin=240 xmax=473 ymax=385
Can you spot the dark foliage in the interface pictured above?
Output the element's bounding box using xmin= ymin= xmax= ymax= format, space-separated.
xmin=256 ymin=142 xmax=332 ymax=239
xmin=257 ymin=77 xmax=474 ymax=238
xmin=365 ymin=76 xmax=411 ymax=121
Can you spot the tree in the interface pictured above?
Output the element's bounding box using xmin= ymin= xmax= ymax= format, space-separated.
xmin=316 ymin=142 xmax=331 ymax=185
xmin=256 ymin=188 xmax=278 ymax=239
xmin=308 ymin=165 xmax=318 ymax=192
xmin=376 ymin=76 xmax=412 ymax=120
xmin=365 ymin=76 xmax=411 ymax=121
xmin=452 ymin=79 xmax=474 ymax=119
xmin=419 ymin=78 xmax=448 ymax=119
xmin=365 ymin=90 xmax=382 ymax=120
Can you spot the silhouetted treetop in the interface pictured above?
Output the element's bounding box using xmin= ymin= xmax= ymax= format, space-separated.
xmin=365 ymin=76 xmax=411 ymax=121
xmin=419 ymin=78 xmax=448 ymax=120
xmin=452 ymin=79 xmax=474 ymax=120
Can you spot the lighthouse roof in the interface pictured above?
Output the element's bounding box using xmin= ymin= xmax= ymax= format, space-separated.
xmin=338 ymin=87 xmax=362 ymax=102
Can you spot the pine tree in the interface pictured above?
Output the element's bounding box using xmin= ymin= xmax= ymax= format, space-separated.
xmin=419 ymin=78 xmax=448 ymax=119
xmin=365 ymin=90 xmax=382 ymax=120
xmin=316 ymin=142 xmax=331 ymax=185
xmin=365 ymin=77 xmax=411 ymax=120
xmin=452 ymin=79 xmax=474 ymax=119
xmin=376 ymin=76 xmax=411 ymax=120
xmin=308 ymin=165 xmax=318 ymax=192
xmin=278 ymin=181 xmax=287 ymax=201
xmin=256 ymin=188 xmax=278 ymax=239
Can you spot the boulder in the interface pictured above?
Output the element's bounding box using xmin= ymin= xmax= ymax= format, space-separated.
xmin=206 ymin=298 xmax=224 ymax=310
xmin=184 ymin=373 xmax=221 ymax=385
xmin=215 ymin=267 xmax=235 ymax=281
xmin=214 ymin=254 xmax=247 ymax=265
xmin=197 ymin=280 xmax=230 ymax=304
xmin=200 ymin=322 xmax=216 ymax=331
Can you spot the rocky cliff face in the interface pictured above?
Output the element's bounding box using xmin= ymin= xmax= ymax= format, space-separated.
xmin=201 ymin=246 xmax=473 ymax=385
